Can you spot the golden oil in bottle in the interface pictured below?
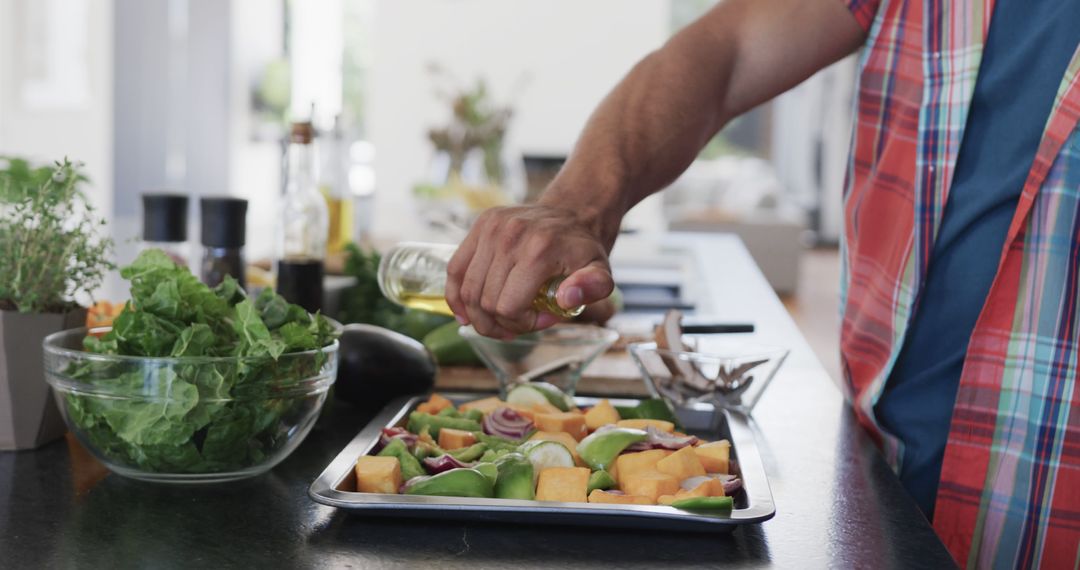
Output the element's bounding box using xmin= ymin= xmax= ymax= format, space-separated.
xmin=377 ymin=242 xmax=585 ymax=319
xmin=323 ymin=191 xmax=354 ymax=255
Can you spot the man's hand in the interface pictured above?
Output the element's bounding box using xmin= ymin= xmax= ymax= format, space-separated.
xmin=446 ymin=204 xmax=616 ymax=339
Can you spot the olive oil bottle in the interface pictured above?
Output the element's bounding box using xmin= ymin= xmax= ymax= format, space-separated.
xmin=377 ymin=242 xmax=585 ymax=319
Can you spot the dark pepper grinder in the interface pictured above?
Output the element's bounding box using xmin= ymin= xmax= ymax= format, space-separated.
xmin=199 ymin=196 xmax=248 ymax=289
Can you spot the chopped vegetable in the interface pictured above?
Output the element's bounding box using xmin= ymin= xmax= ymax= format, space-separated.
xmin=403 ymin=467 xmax=494 ymax=498
xmin=615 ymin=399 xmax=680 ymax=428
xmin=493 ymin=453 xmax=535 ymax=500
xmin=535 ymin=466 xmax=590 ymax=502
xmin=377 ymin=438 xmax=426 ymax=481
xmin=670 ymin=496 xmax=734 ymax=512
xmin=693 ymin=440 xmax=732 ymax=474
xmin=437 ymin=427 xmax=478 ymax=450
xmin=587 ymin=470 xmax=617 ymax=493
xmin=406 ymin=412 xmax=482 ymax=439
xmin=518 ymin=440 xmax=575 ymax=483
xmin=355 ymin=456 xmax=402 ymax=494
xmin=576 ymin=427 xmax=647 ymax=471
xmin=533 ymin=411 xmax=588 ymax=441
xmin=422 ymin=454 xmax=476 ymax=474
xmin=482 ymin=407 xmax=535 ymax=440
xmin=584 ymin=399 xmax=621 ymax=431
xmin=447 ymin=442 xmax=488 ymax=463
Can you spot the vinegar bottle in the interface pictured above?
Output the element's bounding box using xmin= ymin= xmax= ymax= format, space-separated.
xmin=276 ymin=121 xmax=329 ymax=313
xmin=377 ymin=242 xmax=585 ymax=319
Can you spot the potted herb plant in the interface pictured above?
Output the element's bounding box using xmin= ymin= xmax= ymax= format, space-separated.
xmin=0 ymin=157 xmax=113 ymax=450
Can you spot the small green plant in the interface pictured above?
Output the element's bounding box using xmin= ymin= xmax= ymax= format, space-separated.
xmin=0 ymin=157 xmax=114 ymax=313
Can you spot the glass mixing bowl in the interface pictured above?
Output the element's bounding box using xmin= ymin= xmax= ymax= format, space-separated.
xmin=43 ymin=327 xmax=338 ymax=483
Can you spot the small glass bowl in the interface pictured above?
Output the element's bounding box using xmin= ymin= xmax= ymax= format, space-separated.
xmin=459 ymin=324 xmax=619 ymax=397
xmin=628 ymin=338 xmax=788 ymax=416
xmin=43 ymin=327 xmax=338 ymax=483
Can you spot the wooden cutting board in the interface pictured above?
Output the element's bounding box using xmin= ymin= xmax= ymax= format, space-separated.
xmin=434 ymin=349 xmax=652 ymax=397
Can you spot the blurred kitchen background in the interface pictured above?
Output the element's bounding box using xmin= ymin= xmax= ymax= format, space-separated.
xmin=0 ymin=0 xmax=852 ymax=381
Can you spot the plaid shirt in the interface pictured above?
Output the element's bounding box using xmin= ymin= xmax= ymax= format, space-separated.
xmin=839 ymin=0 xmax=1080 ymax=567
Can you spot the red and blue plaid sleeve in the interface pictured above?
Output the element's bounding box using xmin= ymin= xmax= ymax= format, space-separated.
xmin=842 ymin=0 xmax=880 ymax=32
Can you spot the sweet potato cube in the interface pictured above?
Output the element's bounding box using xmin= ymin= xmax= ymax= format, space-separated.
xmin=416 ymin=393 xmax=455 ymax=415
xmin=679 ymin=478 xmax=725 ymax=499
xmin=355 ymin=456 xmax=402 ymax=494
xmin=584 ymin=399 xmax=621 ymax=431
xmin=533 ymin=411 xmax=588 ymax=441
xmin=535 ymin=467 xmax=590 ymax=503
xmin=656 ymin=446 xmax=706 ymax=480
xmin=614 ymin=449 xmax=672 ymax=487
xmin=616 ymin=419 xmax=675 ymax=433
xmin=530 ymin=401 xmax=563 ymax=415
xmin=588 ymin=489 xmax=652 ymax=505
xmin=437 ymin=427 xmax=478 ymax=450
xmin=621 ymin=470 xmax=680 ymax=503
xmin=657 ymin=494 xmax=677 ymax=506
xmin=458 ymin=396 xmax=505 ymax=415
xmin=529 ymin=431 xmax=585 ymax=466
xmin=694 ymin=440 xmax=732 ymax=474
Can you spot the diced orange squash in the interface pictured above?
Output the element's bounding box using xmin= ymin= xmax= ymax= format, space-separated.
xmin=588 ymin=489 xmax=652 ymax=505
xmin=680 ymin=478 xmax=725 ymax=499
xmin=533 ymin=411 xmax=588 ymax=441
xmin=655 ymin=446 xmax=706 ymax=480
xmin=535 ymin=466 xmax=590 ymax=503
xmin=529 ymin=431 xmax=585 ymax=466
xmin=437 ymin=428 xmax=477 ymax=450
xmin=355 ymin=456 xmax=402 ymax=494
xmin=621 ymin=470 xmax=680 ymax=503
xmin=616 ymin=419 xmax=675 ymax=433
xmin=459 ymin=396 xmax=505 ymax=415
xmin=416 ymin=393 xmax=455 ymax=415
xmin=614 ymin=449 xmax=672 ymax=487
xmin=694 ymin=440 xmax=732 ymax=474
xmin=584 ymin=399 xmax=621 ymax=431
xmin=530 ymin=401 xmax=563 ymax=415
xmin=659 ymin=478 xmax=725 ymax=506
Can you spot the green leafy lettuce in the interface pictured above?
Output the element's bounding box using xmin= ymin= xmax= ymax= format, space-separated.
xmin=66 ymin=249 xmax=338 ymax=474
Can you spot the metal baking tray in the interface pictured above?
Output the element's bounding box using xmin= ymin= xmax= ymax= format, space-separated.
xmin=309 ymin=393 xmax=775 ymax=532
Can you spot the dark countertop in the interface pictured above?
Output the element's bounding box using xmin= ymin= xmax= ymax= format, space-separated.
xmin=0 ymin=235 xmax=957 ymax=568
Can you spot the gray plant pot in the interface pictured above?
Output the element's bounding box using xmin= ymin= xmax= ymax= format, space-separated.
xmin=0 ymin=308 xmax=86 ymax=450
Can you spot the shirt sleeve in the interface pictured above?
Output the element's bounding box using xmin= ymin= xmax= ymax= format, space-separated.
xmin=842 ymin=0 xmax=880 ymax=32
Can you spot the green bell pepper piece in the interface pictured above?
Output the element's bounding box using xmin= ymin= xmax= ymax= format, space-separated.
xmin=448 ymin=442 xmax=488 ymax=463
xmin=493 ymin=453 xmax=535 ymax=500
xmin=462 ymin=409 xmax=484 ymax=423
xmin=437 ymin=407 xmax=461 ymax=418
xmin=587 ymin=469 xmax=617 ymax=493
xmin=615 ymin=399 xmax=681 ymax=429
xmin=670 ymin=496 xmax=734 ymax=511
xmin=404 ymin=468 xmax=494 ymax=498
xmin=406 ymin=412 xmax=482 ymax=439
xmin=474 ymin=432 xmax=523 ymax=452
xmin=473 ymin=462 xmax=498 ymax=486
xmin=377 ymin=438 xmax=426 ymax=481
xmin=576 ymin=427 xmax=648 ymax=471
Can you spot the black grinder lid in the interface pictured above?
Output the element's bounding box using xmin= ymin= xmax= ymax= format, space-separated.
xmin=142 ymin=193 xmax=189 ymax=242
xmin=199 ymin=196 xmax=248 ymax=248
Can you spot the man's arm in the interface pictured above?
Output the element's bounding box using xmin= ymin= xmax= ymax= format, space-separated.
xmin=448 ymin=0 xmax=867 ymax=338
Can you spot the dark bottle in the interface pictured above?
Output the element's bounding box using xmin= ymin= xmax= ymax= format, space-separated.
xmin=276 ymin=121 xmax=328 ymax=313
xmin=200 ymin=196 xmax=248 ymax=289
xmin=141 ymin=193 xmax=190 ymax=268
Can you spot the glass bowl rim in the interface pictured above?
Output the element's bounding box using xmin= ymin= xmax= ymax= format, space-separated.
xmin=459 ymin=323 xmax=620 ymax=347
xmin=626 ymin=340 xmax=790 ymax=362
xmin=43 ymin=326 xmax=340 ymax=365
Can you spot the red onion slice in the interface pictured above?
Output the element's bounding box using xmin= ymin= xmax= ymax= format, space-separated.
xmin=625 ymin=427 xmax=698 ymax=451
xmin=482 ymin=407 xmax=534 ymax=440
xmin=375 ymin=426 xmax=418 ymax=453
xmin=422 ymin=454 xmax=476 ymax=474
xmin=722 ymin=478 xmax=743 ymax=494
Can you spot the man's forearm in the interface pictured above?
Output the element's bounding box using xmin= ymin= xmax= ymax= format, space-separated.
xmin=540 ymin=0 xmax=867 ymax=250
xmin=540 ymin=29 xmax=734 ymax=249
